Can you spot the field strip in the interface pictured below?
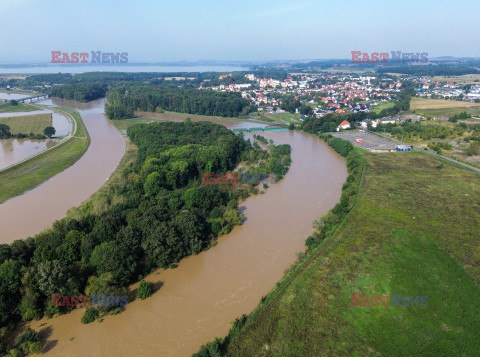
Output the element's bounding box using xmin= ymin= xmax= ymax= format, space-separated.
xmin=0 ymin=105 xmax=78 ymax=174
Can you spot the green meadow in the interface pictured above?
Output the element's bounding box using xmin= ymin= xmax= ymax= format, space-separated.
xmin=216 ymin=151 xmax=480 ymax=356
xmin=0 ymin=113 xmax=52 ymax=135
xmin=0 ymin=107 xmax=89 ymax=203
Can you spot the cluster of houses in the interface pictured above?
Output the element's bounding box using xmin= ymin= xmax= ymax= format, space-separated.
xmin=200 ymin=73 xmax=404 ymax=116
xmin=335 ymin=116 xmax=398 ymax=131
xmin=414 ymin=78 xmax=480 ymax=101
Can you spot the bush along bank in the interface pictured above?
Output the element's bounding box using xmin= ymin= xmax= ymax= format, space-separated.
xmin=193 ymin=134 xmax=364 ymax=356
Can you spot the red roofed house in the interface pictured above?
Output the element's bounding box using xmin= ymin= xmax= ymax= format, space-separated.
xmin=336 ymin=120 xmax=351 ymax=131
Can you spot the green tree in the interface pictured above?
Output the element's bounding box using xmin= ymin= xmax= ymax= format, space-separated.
xmin=14 ymin=328 xmax=41 ymax=355
xmin=144 ymin=172 xmax=162 ymax=196
xmin=56 ymin=230 xmax=84 ymax=265
xmin=0 ymin=260 xmax=22 ymax=326
xmin=81 ymin=308 xmax=99 ymax=324
xmin=85 ymin=272 xmax=127 ymax=312
xmin=0 ymin=124 xmax=11 ymax=139
xmin=35 ymin=260 xmax=79 ymax=297
xmin=90 ymin=241 xmax=138 ymax=285
xmin=137 ymin=280 xmax=154 ymax=300
xmin=44 ymin=126 xmax=56 ymax=138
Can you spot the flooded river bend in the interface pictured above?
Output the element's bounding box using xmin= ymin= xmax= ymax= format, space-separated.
xmin=28 ymin=125 xmax=347 ymax=356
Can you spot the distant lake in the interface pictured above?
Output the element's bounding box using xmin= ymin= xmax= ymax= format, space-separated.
xmin=0 ymin=65 xmax=248 ymax=74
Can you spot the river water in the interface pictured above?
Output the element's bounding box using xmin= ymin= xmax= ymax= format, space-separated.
xmin=0 ymin=110 xmax=72 ymax=170
xmin=26 ymin=115 xmax=347 ymax=356
xmin=0 ymin=98 xmax=125 ymax=242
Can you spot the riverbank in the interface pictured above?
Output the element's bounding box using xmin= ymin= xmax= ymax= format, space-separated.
xmin=0 ymin=98 xmax=126 ymax=243
xmin=26 ymin=128 xmax=347 ymax=356
xmin=215 ymin=149 xmax=480 ymax=356
xmin=0 ymin=107 xmax=88 ymax=203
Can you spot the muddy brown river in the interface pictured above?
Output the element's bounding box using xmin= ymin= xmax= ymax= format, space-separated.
xmin=0 ymin=98 xmax=125 ymax=242
xmin=26 ymin=116 xmax=347 ymax=356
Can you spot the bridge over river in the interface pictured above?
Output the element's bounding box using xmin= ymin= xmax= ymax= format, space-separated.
xmin=0 ymin=93 xmax=49 ymax=106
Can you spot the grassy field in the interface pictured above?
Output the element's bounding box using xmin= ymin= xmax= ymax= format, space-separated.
xmin=372 ymin=101 xmax=395 ymax=114
xmin=249 ymin=112 xmax=302 ymax=124
xmin=221 ymin=151 xmax=480 ymax=356
xmin=0 ymin=107 xmax=89 ymax=203
xmin=0 ymin=113 xmax=52 ymax=135
xmin=0 ymin=103 xmax=38 ymax=113
xmin=430 ymin=74 xmax=480 ymax=84
xmin=411 ymin=97 xmax=480 ymax=110
xmin=410 ymin=97 xmax=480 ymax=118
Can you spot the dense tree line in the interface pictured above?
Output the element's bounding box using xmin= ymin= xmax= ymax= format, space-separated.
xmin=50 ymin=83 xmax=108 ymax=102
xmin=377 ymin=65 xmax=479 ymax=76
xmin=105 ymin=84 xmax=253 ymax=119
xmin=0 ymin=121 xmax=291 ymax=353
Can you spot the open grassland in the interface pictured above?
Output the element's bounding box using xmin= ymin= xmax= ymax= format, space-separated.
xmin=0 ymin=107 xmax=89 ymax=203
xmin=410 ymin=97 xmax=480 ymax=118
xmin=0 ymin=102 xmax=38 ymax=113
xmin=411 ymin=97 xmax=480 ymax=110
xmin=249 ymin=112 xmax=302 ymax=124
xmin=223 ymin=151 xmax=480 ymax=356
xmin=0 ymin=113 xmax=51 ymax=135
xmin=430 ymin=74 xmax=480 ymax=84
xmin=372 ymin=101 xmax=395 ymax=114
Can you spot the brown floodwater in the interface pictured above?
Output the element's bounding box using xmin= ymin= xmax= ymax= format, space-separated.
xmin=29 ymin=126 xmax=347 ymax=356
xmin=0 ymin=138 xmax=58 ymax=170
xmin=0 ymin=98 xmax=125 ymax=243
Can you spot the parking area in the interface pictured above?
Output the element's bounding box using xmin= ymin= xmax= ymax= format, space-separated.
xmin=332 ymin=130 xmax=397 ymax=151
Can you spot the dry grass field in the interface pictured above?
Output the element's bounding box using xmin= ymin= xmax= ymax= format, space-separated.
xmin=411 ymin=97 xmax=480 ymax=110
xmin=0 ymin=113 xmax=52 ymax=135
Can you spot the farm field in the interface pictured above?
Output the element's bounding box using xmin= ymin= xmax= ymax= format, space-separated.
xmin=410 ymin=97 xmax=480 ymax=118
xmin=430 ymin=74 xmax=480 ymax=83
xmin=0 ymin=113 xmax=51 ymax=135
xmin=411 ymin=97 xmax=480 ymax=110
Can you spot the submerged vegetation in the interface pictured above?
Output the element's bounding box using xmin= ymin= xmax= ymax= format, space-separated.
xmin=0 ymin=121 xmax=291 ymax=353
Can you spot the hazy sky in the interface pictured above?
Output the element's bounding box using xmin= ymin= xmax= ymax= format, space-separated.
xmin=1 ymin=0 xmax=479 ymax=63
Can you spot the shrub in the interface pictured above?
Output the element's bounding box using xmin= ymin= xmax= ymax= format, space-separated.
xmin=81 ymin=308 xmax=99 ymax=324
xmin=137 ymin=280 xmax=154 ymax=300
xmin=15 ymin=328 xmax=41 ymax=355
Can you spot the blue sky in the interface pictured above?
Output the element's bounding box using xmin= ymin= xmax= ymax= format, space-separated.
xmin=1 ymin=0 xmax=479 ymax=63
